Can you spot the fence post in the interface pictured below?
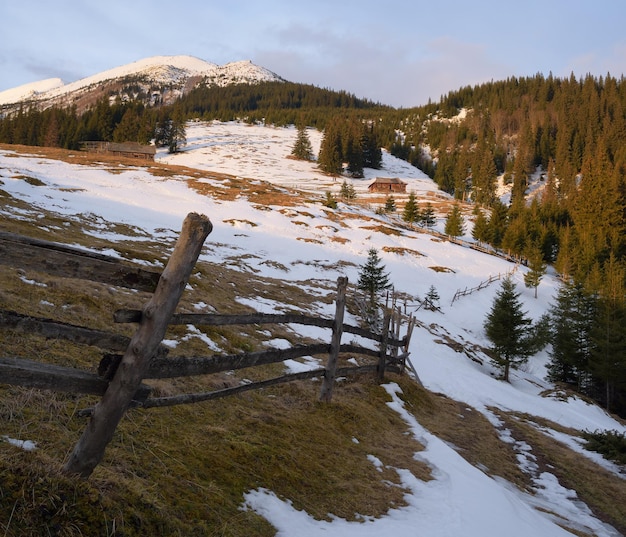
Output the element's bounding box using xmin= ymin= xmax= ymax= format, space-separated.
xmin=319 ymin=276 xmax=348 ymax=403
xmin=377 ymin=312 xmax=391 ymax=383
xmin=63 ymin=213 xmax=212 ymax=478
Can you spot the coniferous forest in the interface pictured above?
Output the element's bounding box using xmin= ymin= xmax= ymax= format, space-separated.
xmin=1 ymin=73 xmax=625 ymax=416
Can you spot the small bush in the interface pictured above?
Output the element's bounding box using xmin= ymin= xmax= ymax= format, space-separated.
xmin=323 ymin=191 xmax=338 ymax=209
xmin=582 ymin=429 xmax=626 ymax=464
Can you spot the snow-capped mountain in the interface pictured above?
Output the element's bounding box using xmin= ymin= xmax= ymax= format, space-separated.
xmin=0 ymin=55 xmax=284 ymax=113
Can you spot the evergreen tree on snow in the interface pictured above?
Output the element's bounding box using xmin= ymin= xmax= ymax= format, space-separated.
xmin=357 ymin=248 xmax=392 ymax=306
xmin=484 ymin=277 xmax=534 ymax=382
xmin=291 ymin=125 xmax=314 ymax=161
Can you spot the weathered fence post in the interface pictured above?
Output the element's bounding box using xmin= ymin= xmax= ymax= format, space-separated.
xmin=319 ymin=276 xmax=348 ymax=402
xmin=377 ymin=312 xmax=391 ymax=383
xmin=63 ymin=213 xmax=212 ymax=478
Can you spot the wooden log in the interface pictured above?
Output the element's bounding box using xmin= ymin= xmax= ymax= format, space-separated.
xmin=114 ymin=310 xmax=335 ymax=328
xmin=113 ymin=309 xmax=386 ymax=343
xmin=116 ymin=343 xmax=330 ymax=379
xmin=319 ymin=276 xmax=347 ymax=402
xmin=137 ymin=364 xmax=395 ymax=409
xmin=78 ymin=363 xmax=403 ymax=415
xmin=0 ymin=356 xmax=151 ymax=400
xmin=99 ymin=342 xmax=380 ymax=381
xmin=0 ymin=232 xmax=161 ymax=292
xmin=0 ymin=356 xmax=108 ymax=395
xmin=0 ymin=309 xmax=131 ymax=352
xmin=63 ymin=213 xmax=212 ymax=478
xmin=377 ymin=313 xmax=391 ymax=383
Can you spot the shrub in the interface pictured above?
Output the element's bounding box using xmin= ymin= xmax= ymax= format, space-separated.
xmin=582 ymin=429 xmax=626 ymax=464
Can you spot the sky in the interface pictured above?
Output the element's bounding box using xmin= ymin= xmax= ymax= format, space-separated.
xmin=2 ymin=0 xmax=626 ymax=108
xmin=2 ymin=121 xmax=625 ymax=535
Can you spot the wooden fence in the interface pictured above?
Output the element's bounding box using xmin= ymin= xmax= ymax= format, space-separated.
xmin=0 ymin=213 xmax=415 ymax=478
xmin=450 ymin=265 xmax=519 ymax=305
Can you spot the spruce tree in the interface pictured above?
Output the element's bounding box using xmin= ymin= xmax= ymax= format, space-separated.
xmin=291 ymin=125 xmax=314 ymax=161
xmin=384 ymin=195 xmax=396 ymax=213
xmin=318 ymin=121 xmax=343 ymax=176
xmin=357 ymin=248 xmax=392 ymax=305
xmin=345 ymin=135 xmax=364 ymax=178
xmin=589 ymin=255 xmax=626 ymax=412
xmin=547 ymin=280 xmax=597 ymax=391
xmin=168 ymin=118 xmax=187 ymax=153
xmin=361 ymin=124 xmax=382 ymax=169
xmin=486 ymin=200 xmax=509 ymax=248
xmin=471 ymin=205 xmax=489 ymax=243
xmin=523 ymin=243 xmax=547 ymax=298
xmin=154 ymin=116 xmax=186 ymax=153
xmin=323 ymin=191 xmax=338 ymax=209
xmin=484 ymin=277 xmax=534 ymax=382
xmin=340 ymin=179 xmax=357 ymax=200
xmin=444 ymin=203 xmax=465 ymax=238
xmin=403 ymin=191 xmax=420 ymax=225
xmin=425 ymin=285 xmax=440 ymax=311
xmin=421 ymin=202 xmax=436 ymax=228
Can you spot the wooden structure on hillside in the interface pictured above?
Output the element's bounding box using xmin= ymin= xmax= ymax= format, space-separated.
xmin=0 ymin=216 xmax=416 ymax=478
xmin=368 ymin=177 xmax=407 ymax=194
xmin=80 ymin=141 xmax=156 ymax=161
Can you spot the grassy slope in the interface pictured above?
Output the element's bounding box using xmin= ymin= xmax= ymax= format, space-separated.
xmin=0 ymin=145 xmax=625 ymax=537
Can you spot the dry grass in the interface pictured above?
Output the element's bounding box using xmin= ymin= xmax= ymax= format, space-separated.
xmin=382 ymin=246 xmax=425 ymax=257
xmin=495 ymin=411 xmax=626 ymax=535
xmin=2 ymin=144 xmax=625 ymax=536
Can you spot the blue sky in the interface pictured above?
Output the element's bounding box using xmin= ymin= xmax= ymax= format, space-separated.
xmin=1 ymin=0 xmax=625 ymax=108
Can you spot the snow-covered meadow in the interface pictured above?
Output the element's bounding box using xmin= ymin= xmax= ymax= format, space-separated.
xmin=0 ymin=121 xmax=624 ymax=537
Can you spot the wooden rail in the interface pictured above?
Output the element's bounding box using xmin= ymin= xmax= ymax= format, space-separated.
xmin=0 ymin=213 xmax=416 ymax=478
xmin=0 ymin=231 xmax=161 ymax=291
xmin=450 ymin=265 xmax=518 ymax=305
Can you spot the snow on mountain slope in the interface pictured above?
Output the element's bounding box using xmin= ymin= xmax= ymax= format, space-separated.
xmin=0 ymin=78 xmax=65 ymax=106
xmin=0 ymin=55 xmax=283 ymax=107
xmin=0 ymin=122 xmax=624 ymax=536
xmin=159 ymin=120 xmax=439 ymax=197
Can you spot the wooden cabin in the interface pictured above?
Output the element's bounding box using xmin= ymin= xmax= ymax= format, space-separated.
xmin=367 ymin=177 xmax=407 ymax=194
xmin=80 ymin=141 xmax=156 ymax=161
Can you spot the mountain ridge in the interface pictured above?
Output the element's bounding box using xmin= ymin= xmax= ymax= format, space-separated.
xmin=0 ymin=55 xmax=284 ymax=111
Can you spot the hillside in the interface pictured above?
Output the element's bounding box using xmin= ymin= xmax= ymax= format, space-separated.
xmin=0 ymin=123 xmax=625 ymax=537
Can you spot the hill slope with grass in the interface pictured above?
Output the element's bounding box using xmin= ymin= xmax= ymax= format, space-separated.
xmin=0 ymin=122 xmax=625 ymax=536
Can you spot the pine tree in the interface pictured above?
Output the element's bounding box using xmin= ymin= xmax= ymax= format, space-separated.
xmin=421 ymin=202 xmax=436 ymax=228
xmin=589 ymin=255 xmax=626 ymax=412
xmin=484 ymin=277 xmax=534 ymax=381
xmin=384 ymin=195 xmax=396 ymax=213
xmin=168 ymin=119 xmax=187 ymax=153
xmin=290 ymin=125 xmax=314 ymax=161
xmin=357 ymin=248 xmax=392 ymax=305
xmin=471 ymin=205 xmax=490 ymax=243
xmin=154 ymin=116 xmax=187 ymax=153
xmin=547 ymin=280 xmax=597 ymax=391
xmin=402 ymin=191 xmax=420 ymax=225
xmin=345 ymin=132 xmax=364 ymax=178
xmin=444 ymin=203 xmax=465 ymax=237
xmin=523 ymin=243 xmax=547 ymax=298
xmin=425 ymin=285 xmax=440 ymax=311
xmin=340 ymin=179 xmax=357 ymax=200
xmin=318 ymin=121 xmax=343 ymax=176
xmin=322 ymin=191 xmax=338 ymax=209
xmin=361 ymin=124 xmax=382 ymax=169
xmin=486 ymin=200 xmax=509 ymax=248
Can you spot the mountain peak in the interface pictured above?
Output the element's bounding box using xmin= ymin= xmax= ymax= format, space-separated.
xmin=0 ymin=55 xmax=284 ymax=110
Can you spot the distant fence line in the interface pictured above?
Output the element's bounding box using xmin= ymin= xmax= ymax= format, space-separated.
xmin=450 ymin=265 xmax=519 ymax=305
